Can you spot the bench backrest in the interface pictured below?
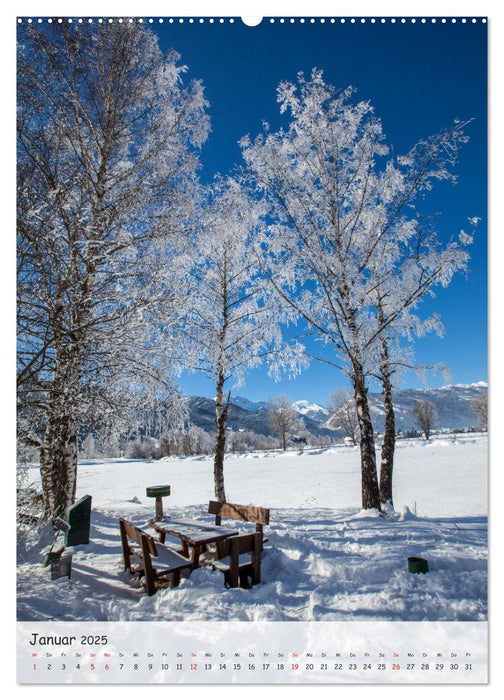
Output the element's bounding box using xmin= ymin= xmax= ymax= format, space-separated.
xmin=208 ymin=501 xmax=270 ymax=526
xmin=217 ymin=532 xmax=262 ymax=558
xmin=215 ymin=532 xmax=262 ymax=587
xmin=119 ymin=518 xmax=191 ymax=595
xmin=119 ymin=518 xmax=157 ymax=556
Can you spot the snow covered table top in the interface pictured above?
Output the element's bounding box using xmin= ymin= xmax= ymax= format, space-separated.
xmin=150 ymin=517 xmax=239 ymax=568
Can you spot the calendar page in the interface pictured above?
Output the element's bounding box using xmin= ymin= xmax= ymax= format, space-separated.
xmin=15 ymin=6 xmax=488 ymax=686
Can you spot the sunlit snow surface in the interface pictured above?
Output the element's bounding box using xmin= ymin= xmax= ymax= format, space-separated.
xmin=17 ymin=435 xmax=487 ymax=622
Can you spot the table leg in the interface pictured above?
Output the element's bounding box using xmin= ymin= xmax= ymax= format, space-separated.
xmin=191 ymin=544 xmax=202 ymax=568
xmin=155 ymin=496 xmax=163 ymax=520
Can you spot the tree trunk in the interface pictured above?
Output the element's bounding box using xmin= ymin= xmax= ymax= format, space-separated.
xmin=379 ymin=365 xmax=395 ymax=507
xmin=52 ymin=414 xmax=78 ymax=519
xmin=40 ymin=402 xmax=78 ymax=521
xmin=377 ymin=323 xmax=395 ymax=506
xmin=352 ymin=364 xmax=381 ymax=511
xmin=213 ymin=370 xmax=229 ymax=502
xmin=39 ymin=426 xmax=56 ymax=520
xmin=39 ymin=301 xmax=83 ymax=522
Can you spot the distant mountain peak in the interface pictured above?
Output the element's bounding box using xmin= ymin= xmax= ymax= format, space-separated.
xmin=440 ymin=381 xmax=488 ymax=390
xmin=231 ymin=396 xmax=269 ymax=412
xmin=293 ymin=400 xmax=329 ymax=421
xmin=294 ymin=399 xmax=326 ymax=411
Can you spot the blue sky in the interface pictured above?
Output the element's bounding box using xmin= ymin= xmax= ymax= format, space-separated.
xmin=152 ymin=17 xmax=487 ymax=404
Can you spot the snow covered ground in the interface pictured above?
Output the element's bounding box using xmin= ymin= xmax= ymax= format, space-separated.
xmin=17 ymin=434 xmax=487 ymax=623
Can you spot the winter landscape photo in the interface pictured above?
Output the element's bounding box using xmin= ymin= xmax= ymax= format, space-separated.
xmin=16 ymin=12 xmax=487 ymax=660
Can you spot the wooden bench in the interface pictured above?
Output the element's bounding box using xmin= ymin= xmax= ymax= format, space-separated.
xmin=213 ymin=532 xmax=262 ymax=588
xmin=208 ymin=501 xmax=270 ymax=546
xmin=119 ymin=518 xmax=148 ymax=576
xmin=118 ymin=518 xmax=192 ymax=596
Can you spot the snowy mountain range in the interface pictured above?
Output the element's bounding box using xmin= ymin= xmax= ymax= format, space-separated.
xmin=367 ymin=382 xmax=488 ymax=433
xmin=187 ymin=395 xmax=332 ymax=437
xmin=188 ymin=382 xmax=487 ymax=437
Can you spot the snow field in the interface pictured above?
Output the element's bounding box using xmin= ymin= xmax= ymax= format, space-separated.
xmin=17 ymin=435 xmax=487 ymax=623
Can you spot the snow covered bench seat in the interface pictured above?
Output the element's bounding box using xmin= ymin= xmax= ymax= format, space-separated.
xmin=118 ymin=518 xmax=192 ymax=596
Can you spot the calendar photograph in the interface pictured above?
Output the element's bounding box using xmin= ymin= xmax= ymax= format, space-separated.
xmin=15 ymin=9 xmax=488 ymax=684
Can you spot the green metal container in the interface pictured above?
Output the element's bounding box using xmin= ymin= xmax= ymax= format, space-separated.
xmin=408 ymin=556 xmax=429 ymax=574
xmin=146 ymin=485 xmax=171 ymax=499
xmin=65 ymin=495 xmax=92 ymax=546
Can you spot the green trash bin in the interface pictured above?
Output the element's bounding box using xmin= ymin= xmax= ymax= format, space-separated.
xmin=65 ymin=495 xmax=92 ymax=546
xmin=408 ymin=556 xmax=429 ymax=574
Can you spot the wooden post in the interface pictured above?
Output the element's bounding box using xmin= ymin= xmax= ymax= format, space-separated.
xmin=251 ymin=533 xmax=262 ymax=584
xmin=229 ymin=538 xmax=240 ymax=588
xmin=140 ymin=535 xmax=157 ymax=596
xmin=119 ymin=519 xmax=131 ymax=571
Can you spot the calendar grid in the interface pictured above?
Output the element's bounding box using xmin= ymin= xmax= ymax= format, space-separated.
xmin=17 ymin=621 xmax=488 ymax=684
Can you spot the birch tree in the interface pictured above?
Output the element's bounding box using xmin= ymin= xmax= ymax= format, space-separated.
xmin=366 ymin=206 xmax=476 ymax=505
xmin=17 ymin=21 xmax=209 ymax=520
xmin=241 ymin=69 xmax=473 ymax=511
xmin=173 ymin=178 xmax=288 ymax=501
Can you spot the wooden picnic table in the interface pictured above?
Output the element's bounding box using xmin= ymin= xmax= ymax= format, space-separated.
xmin=148 ymin=518 xmax=239 ymax=569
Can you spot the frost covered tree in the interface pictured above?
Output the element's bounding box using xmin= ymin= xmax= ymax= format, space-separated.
xmin=172 ymin=179 xmax=288 ymax=501
xmin=471 ymin=392 xmax=488 ymax=429
xmin=268 ymin=395 xmax=302 ymax=450
xmin=412 ymin=400 xmax=438 ymax=440
xmin=327 ymin=389 xmax=359 ymax=445
xmin=17 ymin=22 xmax=209 ymax=520
xmin=241 ymin=69 xmax=473 ymax=511
xmin=368 ymin=213 xmax=476 ymax=505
